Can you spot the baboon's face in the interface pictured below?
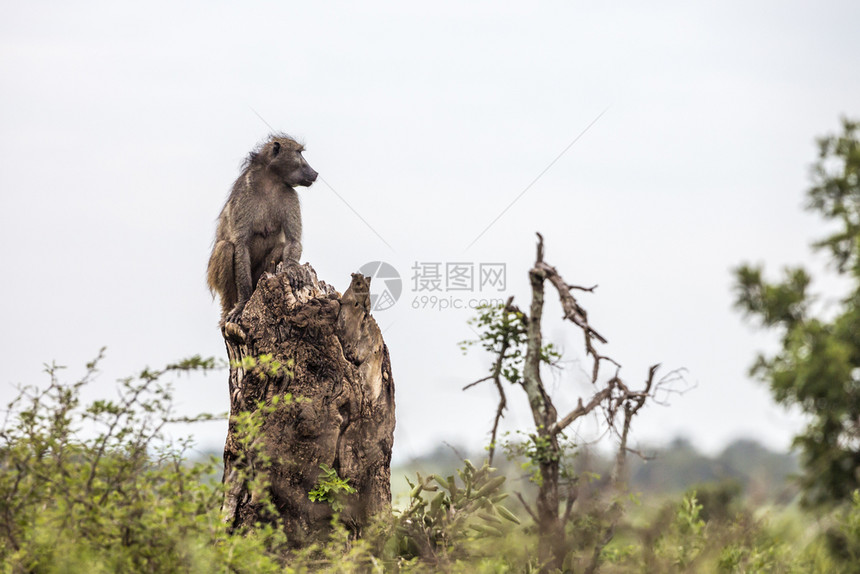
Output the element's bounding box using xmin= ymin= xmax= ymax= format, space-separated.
xmin=267 ymin=138 xmax=318 ymax=188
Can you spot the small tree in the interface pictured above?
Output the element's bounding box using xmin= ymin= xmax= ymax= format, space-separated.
xmin=734 ymin=117 xmax=860 ymax=506
xmin=464 ymin=234 xmax=683 ymax=571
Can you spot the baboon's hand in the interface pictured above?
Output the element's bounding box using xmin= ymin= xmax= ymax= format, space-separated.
xmin=281 ymin=258 xmax=301 ymax=271
xmin=224 ymin=303 xmax=246 ymax=326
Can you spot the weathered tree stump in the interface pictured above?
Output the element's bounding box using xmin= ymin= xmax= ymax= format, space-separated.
xmin=220 ymin=263 xmax=395 ymax=543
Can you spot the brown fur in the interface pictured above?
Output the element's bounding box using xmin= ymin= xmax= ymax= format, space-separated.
xmin=207 ymin=134 xmax=318 ymax=324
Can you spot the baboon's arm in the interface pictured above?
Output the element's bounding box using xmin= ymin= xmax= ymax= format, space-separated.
xmin=230 ymin=241 xmax=253 ymax=319
xmin=283 ymin=238 xmax=302 ymax=264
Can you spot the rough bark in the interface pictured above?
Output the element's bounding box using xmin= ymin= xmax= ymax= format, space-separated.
xmin=525 ymin=246 xmax=565 ymax=570
xmin=220 ymin=263 xmax=395 ymax=544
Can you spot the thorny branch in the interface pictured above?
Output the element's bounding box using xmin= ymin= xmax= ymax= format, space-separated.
xmin=468 ymin=232 xmax=687 ymax=459
xmin=514 ymin=491 xmax=539 ymax=524
xmin=532 ymin=234 xmax=683 ymax=444
xmin=539 ymin=261 xmax=607 ymax=345
xmin=465 ymin=232 xmax=689 ymax=571
xmin=462 ymin=296 xmax=515 ymax=464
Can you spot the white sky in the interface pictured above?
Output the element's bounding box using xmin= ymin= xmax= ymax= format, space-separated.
xmin=1 ymin=1 xmax=858 ymax=462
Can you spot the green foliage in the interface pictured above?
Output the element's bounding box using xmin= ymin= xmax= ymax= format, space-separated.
xmin=284 ymin=516 xmax=390 ymax=574
xmin=228 ymin=394 xmax=297 ymax=535
xmin=666 ymin=491 xmax=707 ymax=568
xmin=460 ymin=304 xmax=560 ymax=385
xmin=308 ymin=464 xmax=358 ymax=512
xmin=688 ymin=480 xmax=743 ymax=523
xmin=394 ymin=460 xmax=520 ymax=565
xmin=8 ymin=353 xmax=860 ymax=572
xmin=807 ymin=119 xmax=860 ymax=272
xmin=0 ymin=351 xmax=286 ymax=573
xmin=500 ymin=429 xmax=586 ymax=488
xmin=610 ymin=493 xmax=804 ymax=573
xmin=233 ymin=353 xmax=293 ymax=380
xmin=824 ymin=490 xmax=860 ymax=566
xmin=733 ymin=117 xmax=860 ymax=506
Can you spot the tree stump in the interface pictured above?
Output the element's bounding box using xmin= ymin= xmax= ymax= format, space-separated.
xmin=220 ymin=263 xmax=395 ymax=543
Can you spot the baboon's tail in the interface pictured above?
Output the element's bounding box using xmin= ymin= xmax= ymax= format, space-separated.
xmin=207 ymin=241 xmax=236 ymax=318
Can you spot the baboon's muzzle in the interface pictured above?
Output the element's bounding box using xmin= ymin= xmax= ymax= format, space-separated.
xmin=301 ymin=167 xmax=318 ymax=187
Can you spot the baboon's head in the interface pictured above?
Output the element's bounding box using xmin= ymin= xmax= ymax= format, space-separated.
xmin=250 ymin=134 xmax=318 ymax=188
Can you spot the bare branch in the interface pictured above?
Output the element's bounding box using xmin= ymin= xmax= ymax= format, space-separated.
xmin=462 ymin=375 xmax=493 ymax=391
xmin=504 ymin=297 xmax=526 ymax=320
xmin=624 ymin=446 xmax=656 ymax=461
xmin=561 ymin=479 xmax=579 ymax=524
xmin=550 ymin=385 xmax=613 ymax=436
xmin=535 ymin=232 xmax=544 ymax=263
xmin=443 ymin=441 xmax=466 ymax=461
xmin=538 ymin=261 xmax=608 ymax=345
xmin=649 ymin=367 xmax=693 ymax=406
xmin=585 ymin=519 xmax=617 ymax=574
xmin=488 ymin=381 xmax=507 ymax=465
xmin=515 ymin=491 xmax=539 ymax=523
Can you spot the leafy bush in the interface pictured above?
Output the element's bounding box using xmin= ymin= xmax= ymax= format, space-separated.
xmin=394 ymin=459 xmax=520 ymax=563
xmin=6 ymin=351 xmax=860 ymax=573
xmin=0 ymin=351 xmax=284 ymax=573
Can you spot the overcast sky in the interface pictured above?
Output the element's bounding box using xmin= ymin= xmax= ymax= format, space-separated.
xmin=1 ymin=1 xmax=858 ymax=463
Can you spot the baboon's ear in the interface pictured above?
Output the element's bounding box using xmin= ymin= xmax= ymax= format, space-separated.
xmin=272 ymin=141 xmax=281 ymax=157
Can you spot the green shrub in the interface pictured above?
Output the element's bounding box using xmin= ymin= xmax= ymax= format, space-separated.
xmin=6 ymin=351 xmax=860 ymax=573
xmin=0 ymin=351 xmax=283 ymax=573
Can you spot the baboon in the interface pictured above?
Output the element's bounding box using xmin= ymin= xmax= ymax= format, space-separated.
xmin=207 ymin=134 xmax=318 ymax=325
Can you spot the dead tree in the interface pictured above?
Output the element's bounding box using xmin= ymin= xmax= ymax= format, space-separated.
xmin=220 ymin=264 xmax=395 ymax=544
xmin=464 ymin=233 xmax=684 ymax=572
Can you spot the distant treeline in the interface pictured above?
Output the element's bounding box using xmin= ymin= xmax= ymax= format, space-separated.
xmin=393 ymin=437 xmax=799 ymax=504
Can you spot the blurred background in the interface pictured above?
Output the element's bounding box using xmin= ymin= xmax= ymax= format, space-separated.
xmin=1 ymin=1 xmax=858 ymax=472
